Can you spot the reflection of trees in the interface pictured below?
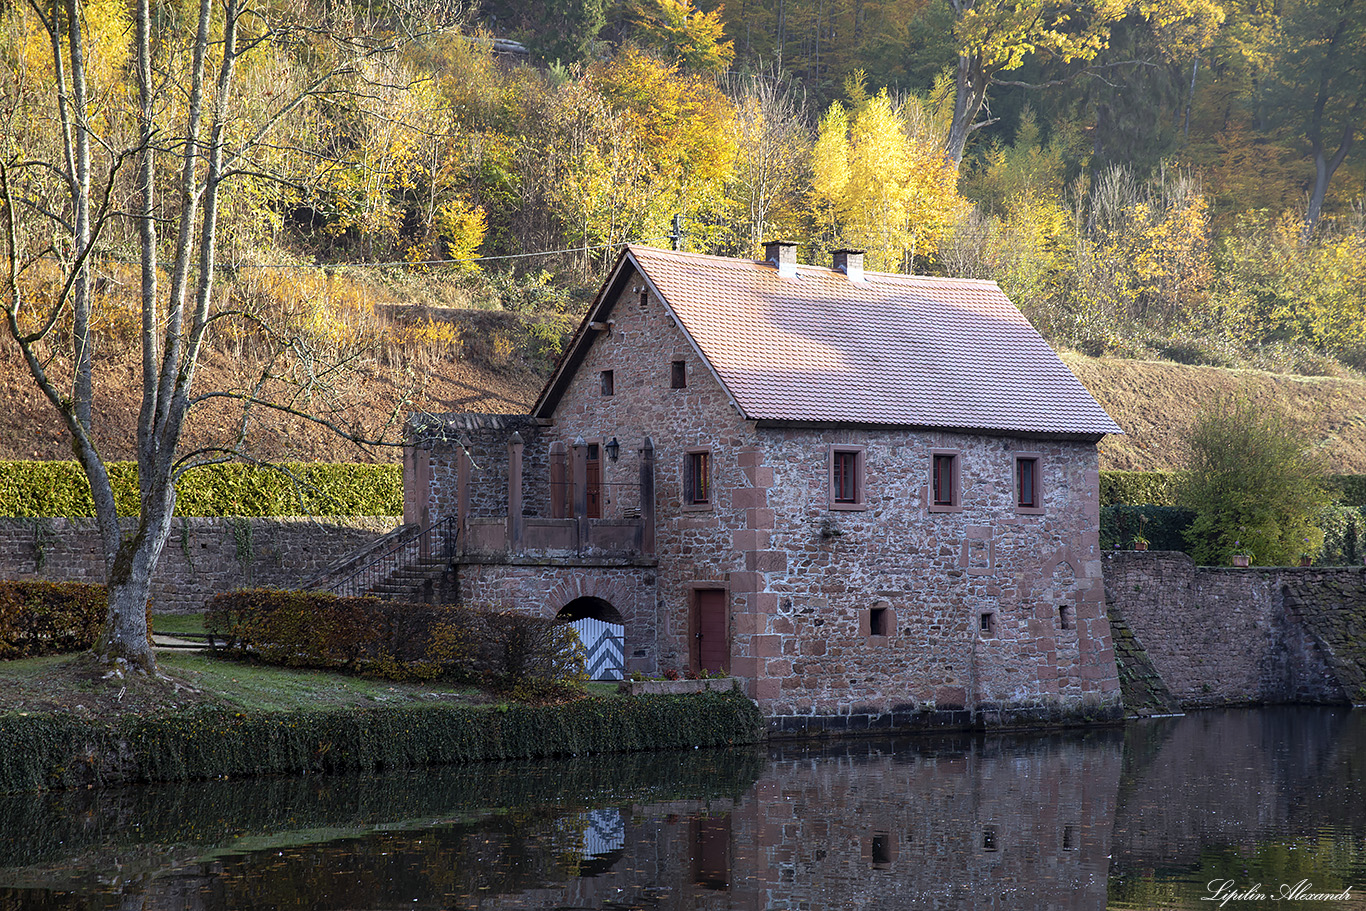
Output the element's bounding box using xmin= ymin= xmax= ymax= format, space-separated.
xmin=1110 ymin=708 xmax=1365 ymax=872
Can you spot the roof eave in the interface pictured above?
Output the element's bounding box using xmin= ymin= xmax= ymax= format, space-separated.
xmin=752 ymin=419 xmax=1120 ymax=442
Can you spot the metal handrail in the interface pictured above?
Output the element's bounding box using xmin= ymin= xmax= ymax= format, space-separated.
xmin=329 ymin=516 xmax=458 ymax=599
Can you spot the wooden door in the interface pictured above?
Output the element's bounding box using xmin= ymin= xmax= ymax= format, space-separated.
xmin=694 ymin=588 xmax=728 ymax=673
xmin=586 ymin=443 xmax=602 ymax=518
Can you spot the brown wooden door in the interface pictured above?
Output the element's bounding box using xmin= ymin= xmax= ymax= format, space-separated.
xmin=694 ymin=588 xmax=728 ymax=673
xmin=586 ymin=443 xmax=602 ymax=518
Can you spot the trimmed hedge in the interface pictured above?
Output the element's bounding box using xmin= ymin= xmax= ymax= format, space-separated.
xmin=1100 ymin=471 xmax=1179 ymax=507
xmin=0 ymin=693 xmax=766 ymax=793
xmin=1325 ymin=476 xmax=1366 ymax=508
xmin=0 ymin=581 xmax=120 ymax=659
xmin=1100 ymin=471 xmax=1366 ymax=507
xmin=0 ymin=461 xmax=401 ymax=517
xmin=1100 ymin=505 xmax=1195 ymax=553
xmin=206 ymin=589 xmax=585 ymax=692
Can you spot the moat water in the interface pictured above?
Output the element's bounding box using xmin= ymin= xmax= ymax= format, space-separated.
xmin=1 ymin=707 xmax=1363 ymax=910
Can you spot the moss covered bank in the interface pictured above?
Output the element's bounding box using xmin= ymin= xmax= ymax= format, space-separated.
xmin=0 ymin=692 xmax=765 ymax=793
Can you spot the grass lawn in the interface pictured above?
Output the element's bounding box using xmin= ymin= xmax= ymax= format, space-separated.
xmin=0 ymin=650 xmax=623 ymax=719
xmin=150 ymin=613 xmax=208 ymax=636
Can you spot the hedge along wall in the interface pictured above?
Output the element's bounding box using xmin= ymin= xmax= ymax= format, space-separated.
xmin=0 ymin=517 xmax=397 ymax=612
xmin=0 ymin=692 xmax=767 ymax=793
xmin=1100 ymin=471 xmax=1366 ymax=507
xmin=0 ymin=461 xmax=401 ymax=517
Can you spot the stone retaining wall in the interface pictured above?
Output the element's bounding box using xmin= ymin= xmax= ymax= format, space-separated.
xmin=0 ymin=517 xmax=399 ymax=613
xmin=1104 ymin=552 xmax=1366 ymax=706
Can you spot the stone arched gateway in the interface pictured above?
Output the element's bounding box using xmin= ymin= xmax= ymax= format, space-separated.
xmin=454 ymin=565 xmax=657 ymax=678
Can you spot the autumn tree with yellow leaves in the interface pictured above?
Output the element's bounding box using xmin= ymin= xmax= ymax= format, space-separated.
xmin=811 ymin=77 xmax=968 ymax=272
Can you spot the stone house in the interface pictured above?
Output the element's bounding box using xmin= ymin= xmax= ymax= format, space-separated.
xmin=404 ymin=243 xmax=1125 ymax=728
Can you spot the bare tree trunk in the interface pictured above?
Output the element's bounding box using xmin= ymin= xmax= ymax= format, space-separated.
xmin=945 ymin=51 xmax=990 ymax=166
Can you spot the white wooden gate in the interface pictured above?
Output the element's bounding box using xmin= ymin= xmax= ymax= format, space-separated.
xmin=569 ymin=617 xmax=624 ymax=680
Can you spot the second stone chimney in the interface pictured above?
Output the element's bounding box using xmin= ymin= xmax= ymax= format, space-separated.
xmin=832 ymin=249 xmax=864 ymax=282
xmin=764 ymin=240 xmax=799 ymax=278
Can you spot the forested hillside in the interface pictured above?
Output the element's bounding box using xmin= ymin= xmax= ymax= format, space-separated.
xmin=2 ymin=0 xmax=1363 ymax=461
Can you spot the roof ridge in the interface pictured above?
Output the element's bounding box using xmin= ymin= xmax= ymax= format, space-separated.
xmin=627 ymin=243 xmax=1000 ymax=286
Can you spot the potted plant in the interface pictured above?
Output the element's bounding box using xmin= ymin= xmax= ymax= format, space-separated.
xmin=1231 ymin=539 xmax=1251 ymax=566
xmin=1132 ymin=515 xmax=1151 ymax=551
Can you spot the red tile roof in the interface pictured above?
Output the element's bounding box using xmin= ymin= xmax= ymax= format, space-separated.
xmin=539 ymin=245 xmax=1123 ymax=437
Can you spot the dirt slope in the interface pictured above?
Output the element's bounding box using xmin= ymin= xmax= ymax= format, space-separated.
xmin=1063 ymin=354 xmax=1366 ymax=473
xmin=0 ymin=334 xmax=543 ymax=464
xmin=6 ymin=326 xmax=1366 ymax=474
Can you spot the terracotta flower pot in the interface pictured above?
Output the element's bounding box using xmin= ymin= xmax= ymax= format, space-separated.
xmin=1300 ymin=555 xmax=1312 ymax=567
xmin=1232 ymin=554 xmax=1250 ymax=567
xmin=1133 ymin=542 xmax=1149 ymax=551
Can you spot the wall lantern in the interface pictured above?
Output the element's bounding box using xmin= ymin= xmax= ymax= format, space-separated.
xmin=605 ymin=437 xmax=620 ymax=462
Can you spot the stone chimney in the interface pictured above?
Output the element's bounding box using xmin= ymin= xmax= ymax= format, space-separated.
xmin=832 ymin=249 xmax=864 ymax=282
xmin=764 ymin=240 xmax=799 ymax=278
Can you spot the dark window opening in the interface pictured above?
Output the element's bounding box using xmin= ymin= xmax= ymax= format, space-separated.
xmin=982 ymin=826 xmax=999 ymax=852
xmin=980 ymin=612 xmax=996 ymax=636
xmin=871 ymin=833 xmax=892 ymax=867
xmin=639 ymin=290 xmax=649 ymax=308
xmin=600 ymin=370 xmax=614 ymax=396
xmin=870 ymin=607 xmax=890 ymax=637
xmin=1063 ymin=825 xmax=1076 ymax=851
xmin=933 ymin=453 xmax=957 ymax=506
xmin=1058 ymin=605 xmax=1073 ymax=630
xmin=671 ymin=359 xmax=687 ymax=388
xmin=685 ymin=451 xmax=711 ymax=505
xmin=1017 ymin=457 xmax=1039 ymax=508
xmin=834 ymin=450 xmax=859 ymax=503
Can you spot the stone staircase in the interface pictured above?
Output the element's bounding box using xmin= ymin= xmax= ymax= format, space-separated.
xmin=363 ymin=557 xmax=450 ymax=602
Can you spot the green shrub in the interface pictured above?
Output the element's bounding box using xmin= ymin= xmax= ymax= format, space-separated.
xmin=490 ymin=611 xmax=587 ymax=700
xmin=1101 ymin=506 xmax=1195 ymax=552
xmin=1100 ymin=471 xmax=1179 ymax=506
xmin=206 ymin=589 xmax=582 ymax=692
xmin=0 ymin=582 xmax=110 ymax=659
xmin=0 ymin=462 xmax=401 ymax=517
xmin=1179 ymin=396 xmax=1332 ymax=566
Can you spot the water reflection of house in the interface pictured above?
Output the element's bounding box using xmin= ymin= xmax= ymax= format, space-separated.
xmin=403 ymin=243 xmax=1125 ymax=727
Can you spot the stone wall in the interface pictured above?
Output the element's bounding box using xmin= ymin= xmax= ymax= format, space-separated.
xmin=453 ymin=559 xmax=658 ymax=673
xmin=0 ymin=516 xmax=398 ymax=613
xmin=409 ymin=413 xmax=549 ymax=523
xmin=1104 ymin=551 xmax=1366 ymax=706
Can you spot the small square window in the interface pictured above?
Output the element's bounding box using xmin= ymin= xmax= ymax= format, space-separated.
xmin=1015 ymin=453 xmax=1043 ymax=513
xmin=600 ymin=370 xmax=614 ymax=396
xmin=1058 ymin=605 xmax=1073 ymax=630
xmin=639 ymin=290 xmax=649 ymax=308
xmin=982 ymin=826 xmax=999 ymax=852
xmin=684 ymin=449 xmax=711 ymax=507
xmin=830 ymin=446 xmax=866 ymax=510
xmin=869 ymin=606 xmax=891 ymax=637
xmin=980 ymin=612 xmax=996 ymax=636
xmin=671 ymin=360 xmax=687 ymax=388
xmin=930 ymin=451 xmax=961 ymax=511
xmin=870 ymin=832 xmax=892 ymax=866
